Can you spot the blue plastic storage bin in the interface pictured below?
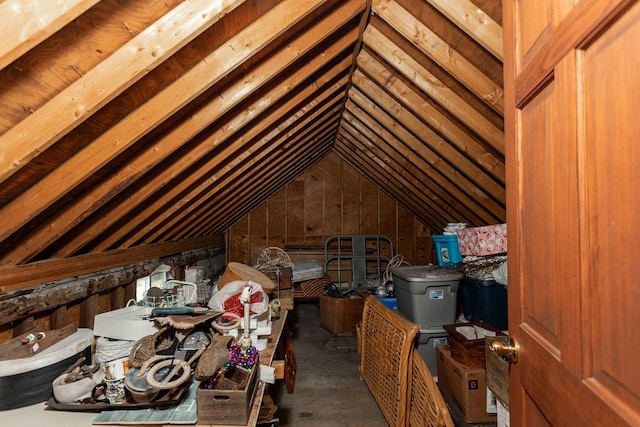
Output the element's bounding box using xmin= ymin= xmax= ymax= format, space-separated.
xmin=460 ymin=277 xmax=508 ymax=330
xmin=431 ymin=234 xmax=463 ymax=266
xmin=375 ymin=296 xmax=398 ymax=310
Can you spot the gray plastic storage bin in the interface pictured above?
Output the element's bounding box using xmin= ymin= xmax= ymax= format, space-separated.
xmin=417 ymin=327 xmax=449 ymax=376
xmin=391 ymin=265 xmax=463 ymax=330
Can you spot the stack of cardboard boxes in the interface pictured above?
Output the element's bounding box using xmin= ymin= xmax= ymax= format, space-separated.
xmin=436 ymin=323 xmax=509 ymax=425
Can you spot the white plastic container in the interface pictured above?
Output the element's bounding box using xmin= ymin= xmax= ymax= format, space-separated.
xmin=0 ymin=328 xmax=93 ymax=410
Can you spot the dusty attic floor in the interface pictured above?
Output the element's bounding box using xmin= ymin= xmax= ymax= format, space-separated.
xmin=268 ymin=300 xmax=498 ymax=427
xmin=270 ymin=301 xmax=387 ymax=427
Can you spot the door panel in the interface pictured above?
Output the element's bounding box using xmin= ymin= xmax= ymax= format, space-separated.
xmin=584 ymin=4 xmax=640 ymax=414
xmin=505 ymin=0 xmax=640 ymax=425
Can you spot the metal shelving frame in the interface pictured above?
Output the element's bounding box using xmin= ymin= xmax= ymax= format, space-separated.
xmin=323 ymin=234 xmax=394 ymax=293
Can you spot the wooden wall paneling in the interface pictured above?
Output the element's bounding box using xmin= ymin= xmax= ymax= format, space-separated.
xmin=360 ymin=179 xmax=379 ymax=235
xmin=414 ymin=220 xmax=432 ymax=266
xmin=341 ymin=156 xmax=362 ymax=233
xmin=110 ymin=286 xmax=125 ymax=311
xmin=12 ymin=316 xmax=35 ymax=337
xmin=79 ymin=293 xmax=98 ymax=329
xmin=333 ymin=137 xmax=442 ymax=231
xmin=49 ymin=306 xmax=68 ymax=330
xmin=249 ymin=203 xmax=269 ymax=263
xmin=223 ymin=145 xmax=334 ymax=248
xmin=333 ymin=132 xmax=442 ymax=229
xmin=229 ymin=217 xmax=250 ymax=264
xmin=267 ymin=188 xmax=288 ymax=249
xmin=395 ymin=205 xmax=417 ymax=263
xmin=379 ymin=190 xmax=398 ymax=242
xmin=305 ymin=156 xmax=326 ymax=245
xmin=334 ymin=135 xmax=445 ymax=228
xmin=323 ymin=152 xmax=343 ymax=237
xmin=228 ymin=147 xmax=436 ymax=267
xmin=287 ymin=178 xmax=307 ymax=244
xmin=97 ymin=292 xmax=112 ymax=318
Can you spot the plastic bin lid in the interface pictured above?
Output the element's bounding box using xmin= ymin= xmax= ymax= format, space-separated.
xmin=390 ymin=265 xmax=463 ymax=282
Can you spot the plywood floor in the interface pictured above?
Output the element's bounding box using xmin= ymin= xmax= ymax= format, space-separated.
xmin=270 ymin=301 xmax=387 ymax=427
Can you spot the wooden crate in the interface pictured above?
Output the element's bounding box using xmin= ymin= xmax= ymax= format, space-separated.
xmin=485 ymin=336 xmax=509 ymax=406
xmin=196 ymin=362 xmax=259 ymax=425
xmin=443 ymin=322 xmax=506 ymax=369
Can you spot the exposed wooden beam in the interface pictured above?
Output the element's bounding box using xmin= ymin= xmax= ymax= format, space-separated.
xmin=144 ymin=82 xmax=348 ymax=245
xmin=333 ymin=136 xmax=446 ymax=228
xmin=425 ymin=0 xmax=503 ymax=61
xmin=372 ymin=0 xmax=504 ymax=114
xmin=0 ymin=241 xmax=223 ymax=321
xmin=0 ymin=0 xmax=327 ymax=261
xmin=0 ymin=235 xmax=223 ymax=292
xmin=343 ymin=101 xmax=505 ymax=221
xmin=348 ymin=86 xmax=504 ymax=207
xmin=338 ymin=119 xmax=486 ymax=225
xmin=364 ymin=25 xmax=504 ymax=153
xmin=0 ymin=0 xmax=101 ymax=70
xmin=0 ymin=0 xmax=246 ymax=182
xmin=204 ymin=127 xmax=339 ymax=236
xmin=65 ymin=25 xmax=358 ymax=255
xmin=176 ymin=96 xmax=347 ymax=241
xmin=352 ymin=67 xmax=505 ymax=187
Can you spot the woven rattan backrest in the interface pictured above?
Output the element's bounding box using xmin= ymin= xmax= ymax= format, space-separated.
xmin=407 ymin=347 xmax=454 ymax=427
xmin=360 ymin=295 xmax=419 ymax=427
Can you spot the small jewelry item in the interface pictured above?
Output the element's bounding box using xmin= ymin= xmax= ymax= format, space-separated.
xmin=201 ymin=344 xmax=258 ymax=389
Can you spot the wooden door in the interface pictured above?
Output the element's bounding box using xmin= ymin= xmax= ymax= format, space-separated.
xmin=504 ymin=0 xmax=640 ymax=425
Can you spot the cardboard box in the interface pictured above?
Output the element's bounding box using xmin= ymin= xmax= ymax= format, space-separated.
xmin=197 ymin=363 xmax=259 ymax=425
xmin=436 ymin=345 xmax=497 ymax=424
xmin=319 ymin=294 xmax=364 ymax=334
xmin=456 ymin=223 xmax=507 ymax=256
xmin=486 ymin=336 xmax=510 ymax=405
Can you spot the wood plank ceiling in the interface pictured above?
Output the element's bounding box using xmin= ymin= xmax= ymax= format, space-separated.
xmin=0 ymin=0 xmax=503 ymax=271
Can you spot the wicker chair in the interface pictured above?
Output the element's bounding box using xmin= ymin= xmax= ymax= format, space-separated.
xmin=359 ymin=295 xmax=419 ymax=427
xmin=407 ymin=347 xmax=454 ymax=427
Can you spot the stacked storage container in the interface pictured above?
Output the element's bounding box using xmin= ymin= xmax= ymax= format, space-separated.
xmin=391 ymin=265 xmax=463 ymax=375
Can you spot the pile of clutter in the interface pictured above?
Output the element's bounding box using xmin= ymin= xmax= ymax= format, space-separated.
xmin=49 ymin=261 xmax=281 ymax=412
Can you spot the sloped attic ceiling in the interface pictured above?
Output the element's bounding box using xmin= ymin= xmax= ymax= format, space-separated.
xmin=0 ymin=0 xmax=503 ymax=271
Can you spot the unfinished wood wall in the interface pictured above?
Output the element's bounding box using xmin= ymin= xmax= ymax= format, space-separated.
xmin=228 ymin=152 xmax=435 ymax=266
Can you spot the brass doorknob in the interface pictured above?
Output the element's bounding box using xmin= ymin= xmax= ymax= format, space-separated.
xmin=489 ymin=337 xmax=520 ymax=363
